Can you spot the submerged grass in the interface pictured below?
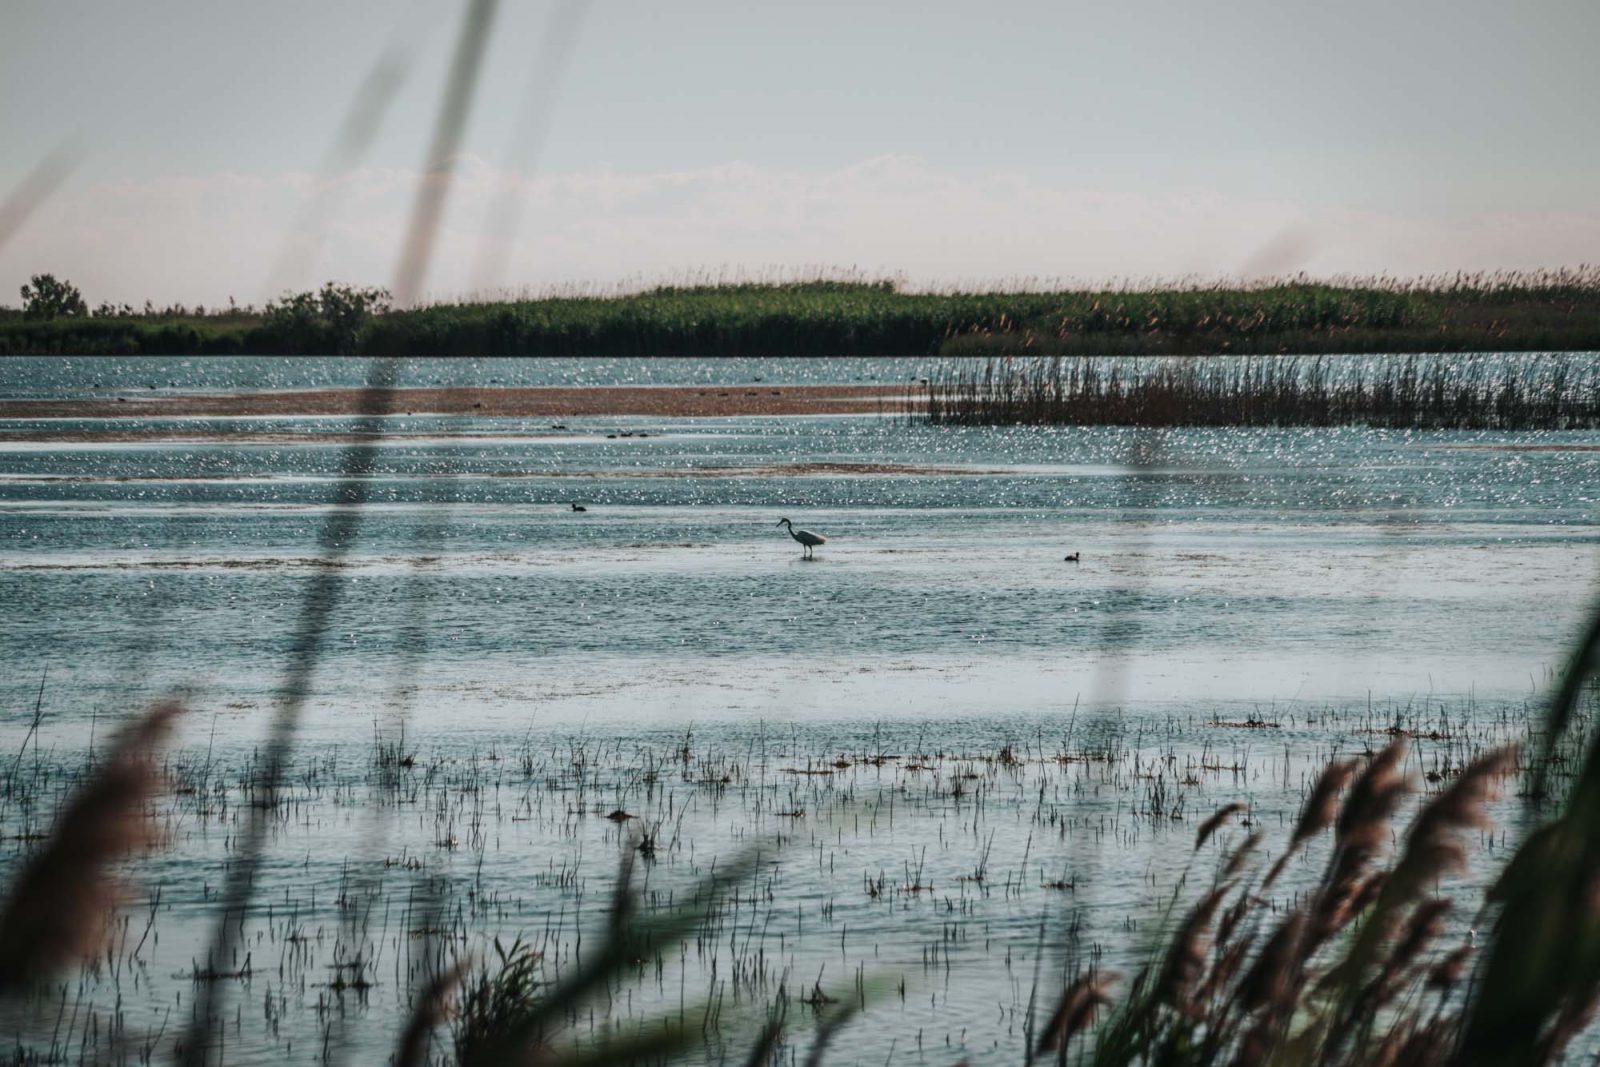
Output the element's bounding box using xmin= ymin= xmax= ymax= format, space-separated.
xmin=5 ymin=269 xmax=1600 ymax=356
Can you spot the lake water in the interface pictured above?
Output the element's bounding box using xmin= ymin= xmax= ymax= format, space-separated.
xmin=0 ymin=356 xmax=1596 ymax=1065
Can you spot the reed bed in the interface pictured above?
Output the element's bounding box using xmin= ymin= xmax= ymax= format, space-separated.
xmin=924 ymin=354 xmax=1600 ymax=429
xmin=0 ymin=677 xmax=1597 ymax=1064
xmin=4 ymin=269 xmax=1600 ymax=356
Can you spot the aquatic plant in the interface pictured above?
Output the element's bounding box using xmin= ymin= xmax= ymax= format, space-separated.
xmin=923 ymin=353 xmax=1600 ymax=429
xmin=1061 ymin=601 xmax=1600 ymax=1067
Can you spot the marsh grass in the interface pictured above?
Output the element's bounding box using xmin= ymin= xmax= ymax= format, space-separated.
xmin=0 ymin=680 xmax=1597 ymax=1064
xmin=452 ymin=936 xmax=542 ymax=1065
xmin=924 ymin=353 xmax=1600 ymax=429
xmin=6 ymin=1 xmax=1600 ymax=1059
xmin=5 ymin=269 xmax=1600 ymax=357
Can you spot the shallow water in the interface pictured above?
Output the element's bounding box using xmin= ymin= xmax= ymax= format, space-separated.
xmin=0 ymin=356 xmax=1597 ymax=1065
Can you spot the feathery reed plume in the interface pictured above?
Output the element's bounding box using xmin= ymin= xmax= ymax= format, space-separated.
xmin=1229 ymin=908 xmax=1315 ymax=1067
xmin=1264 ymin=757 xmax=1359 ymax=887
xmin=1035 ymin=970 xmax=1115 ymax=1057
xmin=1198 ymin=934 xmax=1256 ymax=1011
xmin=1336 ymin=740 xmax=1410 ymax=848
xmin=1390 ymin=747 xmax=1516 ymax=895
xmin=1301 ymin=744 xmax=1409 ymax=957
xmin=1321 ymin=743 xmax=1410 ymax=912
xmin=1196 ymin=802 xmax=1248 ymax=851
xmin=1326 ymin=746 xmax=1515 ymax=1003
xmin=1155 ymin=887 xmax=1227 ymax=1008
xmin=1426 ymin=944 xmax=1471 ymax=992
xmin=0 ymin=700 xmax=179 ymax=995
xmin=395 ymin=957 xmax=469 ymax=1067
xmin=1377 ymin=898 xmax=1451 ymax=1002
xmin=1222 ymin=831 xmax=1263 ymax=882
xmin=1215 ymin=894 xmax=1252 ymax=957
xmin=1234 ymin=911 xmax=1306 ymax=1015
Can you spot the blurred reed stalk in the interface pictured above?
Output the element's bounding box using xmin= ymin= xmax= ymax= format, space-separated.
xmin=0 ymin=701 xmax=180 ymax=996
xmin=469 ymin=0 xmax=590 ymax=295
xmin=0 ymin=142 xmax=81 ymax=251
xmin=392 ymin=0 xmax=500 ymax=308
xmin=183 ymin=4 xmax=503 ymax=1059
xmin=263 ymin=47 xmax=411 ymax=298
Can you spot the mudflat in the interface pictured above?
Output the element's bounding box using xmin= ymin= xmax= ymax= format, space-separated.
xmin=0 ymin=383 xmax=915 ymax=420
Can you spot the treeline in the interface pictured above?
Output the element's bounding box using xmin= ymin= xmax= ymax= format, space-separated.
xmin=0 ymin=278 xmax=387 ymax=356
xmin=4 ymin=271 xmax=1600 ymax=356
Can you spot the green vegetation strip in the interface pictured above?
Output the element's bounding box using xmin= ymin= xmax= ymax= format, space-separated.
xmin=4 ymin=271 xmax=1600 ymax=356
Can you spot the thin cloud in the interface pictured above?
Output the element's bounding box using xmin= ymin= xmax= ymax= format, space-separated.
xmin=4 ymin=156 xmax=1598 ymax=306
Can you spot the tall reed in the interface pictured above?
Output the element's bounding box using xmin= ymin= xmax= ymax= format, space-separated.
xmin=924 ymin=354 xmax=1600 ymax=429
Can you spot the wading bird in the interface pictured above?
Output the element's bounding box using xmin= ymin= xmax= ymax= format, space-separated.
xmin=776 ymin=518 xmax=826 ymax=559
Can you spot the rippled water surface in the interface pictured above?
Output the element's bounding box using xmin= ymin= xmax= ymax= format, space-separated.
xmin=0 ymin=356 xmax=1596 ymax=1065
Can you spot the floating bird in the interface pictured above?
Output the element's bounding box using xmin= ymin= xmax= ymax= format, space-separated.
xmin=1063 ymin=552 xmax=1081 ymax=562
xmin=570 ymin=503 xmax=587 ymax=512
xmin=777 ymin=518 xmax=826 ymax=559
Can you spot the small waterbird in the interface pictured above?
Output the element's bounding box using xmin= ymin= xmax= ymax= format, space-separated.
xmin=1063 ymin=552 xmax=1080 ymax=562
xmin=570 ymin=503 xmax=587 ymax=512
xmin=777 ymin=518 xmax=826 ymax=559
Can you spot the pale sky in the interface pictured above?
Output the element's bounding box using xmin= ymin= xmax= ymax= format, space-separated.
xmin=2 ymin=0 xmax=1597 ymax=306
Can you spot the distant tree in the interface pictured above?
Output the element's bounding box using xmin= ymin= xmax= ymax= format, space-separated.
xmin=315 ymin=283 xmax=390 ymax=349
xmin=262 ymin=282 xmax=390 ymax=354
xmin=20 ymin=274 xmax=87 ymax=320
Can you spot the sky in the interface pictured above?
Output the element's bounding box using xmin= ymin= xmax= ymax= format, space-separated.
xmin=2 ymin=0 xmax=1597 ymax=306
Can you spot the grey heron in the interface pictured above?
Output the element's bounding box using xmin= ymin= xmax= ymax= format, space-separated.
xmin=776 ymin=518 xmax=826 ymax=559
